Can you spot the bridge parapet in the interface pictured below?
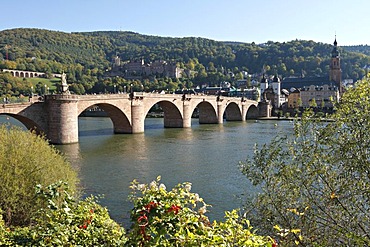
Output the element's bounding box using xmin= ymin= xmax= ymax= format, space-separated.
xmin=45 ymin=94 xmax=79 ymax=101
xmin=78 ymin=93 xmax=130 ymax=100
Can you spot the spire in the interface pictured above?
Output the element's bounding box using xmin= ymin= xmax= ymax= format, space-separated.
xmin=272 ymin=74 xmax=280 ymax=83
xmin=331 ymin=36 xmax=339 ymax=58
xmin=260 ymin=74 xmax=267 ymax=84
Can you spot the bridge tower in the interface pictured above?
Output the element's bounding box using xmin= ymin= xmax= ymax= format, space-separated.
xmin=45 ymin=95 xmax=79 ymax=144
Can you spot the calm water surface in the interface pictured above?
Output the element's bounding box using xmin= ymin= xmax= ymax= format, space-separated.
xmin=0 ymin=116 xmax=293 ymax=226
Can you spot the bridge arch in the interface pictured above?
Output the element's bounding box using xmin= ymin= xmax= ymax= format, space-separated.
xmin=144 ymin=100 xmax=183 ymax=128
xmin=0 ymin=113 xmax=44 ymax=135
xmin=224 ymin=102 xmax=242 ymax=121
xmin=78 ymin=103 xmax=132 ymax=133
xmin=246 ymin=105 xmax=259 ymax=120
xmin=196 ymin=101 xmax=218 ymax=124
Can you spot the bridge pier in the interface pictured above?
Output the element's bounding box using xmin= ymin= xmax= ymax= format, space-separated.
xmin=131 ymin=99 xmax=144 ymax=133
xmin=242 ymin=103 xmax=248 ymax=121
xmin=46 ymin=95 xmax=79 ymax=144
xmin=182 ymin=103 xmax=192 ymax=128
xmin=217 ymin=103 xmax=224 ymax=124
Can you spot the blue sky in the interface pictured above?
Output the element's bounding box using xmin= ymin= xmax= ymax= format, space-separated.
xmin=1 ymin=0 xmax=369 ymax=45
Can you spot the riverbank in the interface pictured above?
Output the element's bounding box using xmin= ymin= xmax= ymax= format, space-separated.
xmin=257 ymin=116 xmax=334 ymax=122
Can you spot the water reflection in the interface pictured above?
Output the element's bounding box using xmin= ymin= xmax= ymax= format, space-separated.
xmin=0 ymin=115 xmax=26 ymax=129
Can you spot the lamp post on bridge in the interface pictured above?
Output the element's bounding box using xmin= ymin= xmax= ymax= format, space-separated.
xmin=114 ymin=84 xmax=117 ymax=94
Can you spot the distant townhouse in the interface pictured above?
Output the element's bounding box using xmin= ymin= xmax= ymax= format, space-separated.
xmin=287 ymin=88 xmax=301 ymax=109
xmin=300 ymin=84 xmax=339 ymax=108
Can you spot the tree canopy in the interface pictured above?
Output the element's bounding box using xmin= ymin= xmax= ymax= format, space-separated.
xmin=240 ymin=76 xmax=370 ymax=245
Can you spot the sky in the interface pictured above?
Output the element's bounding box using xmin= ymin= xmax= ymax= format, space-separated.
xmin=1 ymin=0 xmax=369 ymax=46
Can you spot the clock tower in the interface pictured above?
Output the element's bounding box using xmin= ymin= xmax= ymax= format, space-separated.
xmin=329 ymin=37 xmax=342 ymax=93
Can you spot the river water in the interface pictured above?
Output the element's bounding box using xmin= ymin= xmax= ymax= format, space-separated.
xmin=0 ymin=116 xmax=293 ymax=227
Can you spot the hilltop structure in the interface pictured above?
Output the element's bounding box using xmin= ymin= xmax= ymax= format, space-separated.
xmin=108 ymin=57 xmax=183 ymax=79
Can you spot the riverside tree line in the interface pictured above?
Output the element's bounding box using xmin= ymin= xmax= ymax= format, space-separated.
xmin=1 ymin=28 xmax=370 ymax=98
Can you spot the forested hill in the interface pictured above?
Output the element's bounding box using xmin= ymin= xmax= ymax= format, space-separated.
xmin=1 ymin=28 xmax=370 ymax=82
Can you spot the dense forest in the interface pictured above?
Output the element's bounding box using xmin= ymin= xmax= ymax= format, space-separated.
xmin=1 ymin=28 xmax=370 ymax=97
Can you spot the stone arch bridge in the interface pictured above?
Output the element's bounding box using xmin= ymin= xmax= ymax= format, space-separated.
xmin=0 ymin=92 xmax=268 ymax=144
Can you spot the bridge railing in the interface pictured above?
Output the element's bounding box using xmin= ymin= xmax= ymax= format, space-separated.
xmin=1 ymin=95 xmax=44 ymax=105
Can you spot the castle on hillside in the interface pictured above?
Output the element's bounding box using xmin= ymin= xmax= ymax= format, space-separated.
xmin=108 ymin=57 xmax=183 ymax=79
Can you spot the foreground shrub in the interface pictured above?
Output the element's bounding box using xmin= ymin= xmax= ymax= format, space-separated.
xmin=1 ymin=182 xmax=127 ymax=246
xmin=0 ymin=125 xmax=78 ymax=226
xmin=1 ymin=178 xmax=271 ymax=246
xmin=128 ymin=176 xmax=273 ymax=246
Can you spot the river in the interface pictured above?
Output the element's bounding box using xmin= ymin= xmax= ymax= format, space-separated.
xmin=0 ymin=115 xmax=293 ymax=227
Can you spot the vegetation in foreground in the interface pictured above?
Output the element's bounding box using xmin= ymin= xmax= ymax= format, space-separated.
xmin=240 ymin=76 xmax=370 ymax=245
xmin=0 ymin=127 xmax=272 ymax=246
xmin=0 ymin=126 xmax=78 ymax=227
xmin=0 ymin=179 xmax=273 ymax=246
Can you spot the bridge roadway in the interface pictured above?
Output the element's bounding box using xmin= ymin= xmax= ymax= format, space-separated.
xmin=0 ymin=92 xmax=267 ymax=144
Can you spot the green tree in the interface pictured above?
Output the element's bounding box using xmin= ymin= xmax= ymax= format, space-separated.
xmin=310 ymin=98 xmax=317 ymax=108
xmin=207 ymin=61 xmax=216 ymax=72
xmin=240 ymin=77 xmax=370 ymax=246
xmin=235 ymin=71 xmax=244 ymax=80
xmin=297 ymin=97 xmax=302 ymax=108
xmin=0 ymin=182 xmax=127 ymax=246
xmin=0 ymin=126 xmax=78 ymax=226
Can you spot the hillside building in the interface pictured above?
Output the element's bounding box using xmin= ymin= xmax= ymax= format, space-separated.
xmin=109 ymin=58 xmax=183 ymax=79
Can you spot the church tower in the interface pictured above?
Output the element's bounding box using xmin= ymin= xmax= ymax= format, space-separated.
xmin=271 ymin=74 xmax=281 ymax=108
xmin=329 ymin=37 xmax=342 ymax=92
xmin=260 ymin=75 xmax=268 ymax=95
